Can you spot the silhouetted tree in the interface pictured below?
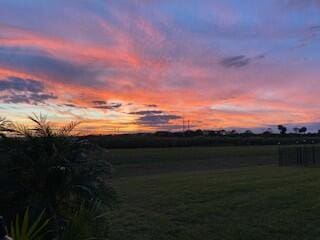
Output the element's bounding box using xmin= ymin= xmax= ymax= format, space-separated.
xmin=217 ymin=129 xmax=226 ymax=136
xmin=299 ymin=127 xmax=307 ymax=134
xmin=0 ymin=114 xmax=115 ymax=239
xmin=195 ymin=129 xmax=203 ymax=136
xmin=277 ymin=125 xmax=287 ymax=135
xmin=293 ymin=127 xmax=300 ymax=134
xmin=243 ymin=130 xmax=254 ymax=136
xmin=229 ymin=130 xmax=238 ymax=135
xmin=262 ymin=128 xmax=273 ymax=135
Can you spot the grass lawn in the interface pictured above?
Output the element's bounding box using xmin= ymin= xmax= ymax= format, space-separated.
xmin=110 ymin=165 xmax=320 ymax=240
xmin=110 ymin=145 xmax=278 ymax=176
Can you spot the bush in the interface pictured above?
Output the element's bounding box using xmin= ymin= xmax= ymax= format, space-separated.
xmin=0 ymin=115 xmax=116 ymax=239
xmin=9 ymin=208 xmax=50 ymax=240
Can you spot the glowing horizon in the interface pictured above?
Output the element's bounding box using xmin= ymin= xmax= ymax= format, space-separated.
xmin=1 ymin=0 xmax=320 ymax=134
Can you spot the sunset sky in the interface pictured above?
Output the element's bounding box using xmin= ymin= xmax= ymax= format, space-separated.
xmin=0 ymin=0 xmax=320 ymax=134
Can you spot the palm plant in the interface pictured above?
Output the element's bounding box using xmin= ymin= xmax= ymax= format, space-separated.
xmin=60 ymin=200 xmax=110 ymax=240
xmin=9 ymin=209 xmax=50 ymax=240
xmin=8 ymin=201 xmax=107 ymax=240
xmin=0 ymin=114 xmax=115 ymax=239
xmin=0 ymin=117 xmax=12 ymax=138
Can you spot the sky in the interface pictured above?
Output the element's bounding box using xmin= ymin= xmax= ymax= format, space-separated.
xmin=0 ymin=0 xmax=320 ymax=134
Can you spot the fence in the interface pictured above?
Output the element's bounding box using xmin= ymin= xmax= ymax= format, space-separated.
xmin=278 ymin=145 xmax=320 ymax=166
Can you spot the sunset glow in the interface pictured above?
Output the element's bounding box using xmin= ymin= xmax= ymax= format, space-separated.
xmin=1 ymin=0 xmax=320 ymax=134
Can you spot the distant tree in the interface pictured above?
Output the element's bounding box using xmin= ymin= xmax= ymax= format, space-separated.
xmin=262 ymin=128 xmax=272 ymax=135
xmin=299 ymin=127 xmax=307 ymax=134
xmin=208 ymin=130 xmax=218 ymax=136
xmin=218 ymin=129 xmax=226 ymax=136
xmin=229 ymin=130 xmax=238 ymax=135
xmin=184 ymin=130 xmax=195 ymax=137
xmin=243 ymin=130 xmax=254 ymax=136
xmin=293 ymin=127 xmax=300 ymax=134
xmin=277 ymin=125 xmax=287 ymax=135
xmin=155 ymin=131 xmax=171 ymax=137
xmin=195 ymin=129 xmax=203 ymax=136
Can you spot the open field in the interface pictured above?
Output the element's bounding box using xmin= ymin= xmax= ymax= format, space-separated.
xmin=109 ymin=145 xmax=278 ymax=176
xmin=88 ymin=135 xmax=320 ymax=149
xmin=110 ymin=166 xmax=320 ymax=240
xmin=109 ymin=146 xmax=320 ymax=239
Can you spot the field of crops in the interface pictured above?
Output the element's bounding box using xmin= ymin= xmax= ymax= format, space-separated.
xmin=109 ymin=145 xmax=320 ymax=240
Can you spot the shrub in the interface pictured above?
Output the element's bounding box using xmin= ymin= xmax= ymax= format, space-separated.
xmin=9 ymin=208 xmax=50 ymax=240
xmin=0 ymin=114 xmax=116 ymax=239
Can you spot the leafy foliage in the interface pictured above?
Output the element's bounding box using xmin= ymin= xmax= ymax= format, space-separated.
xmin=9 ymin=208 xmax=50 ymax=240
xmin=61 ymin=200 xmax=109 ymax=240
xmin=0 ymin=117 xmax=12 ymax=138
xmin=0 ymin=114 xmax=116 ymax=239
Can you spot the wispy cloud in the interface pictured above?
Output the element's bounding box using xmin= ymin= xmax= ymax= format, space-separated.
xmin=138 ymin=114 xmax=181 ymax=126
xmin=0 ymin=76 xmax=44 ymax=92
xmin=130 ymin=110 xmax=163 ymax=115
xmin=0 ymin=0 xmax=319 ymax=132
xmin=92 ymin=101 xmax=122 ymax=110
xmin=0 ymin=76 xmax=57 ymax=104
xmin=220 ymin=55 xmax=251 ymax=68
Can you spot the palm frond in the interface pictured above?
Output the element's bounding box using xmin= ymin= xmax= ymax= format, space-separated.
xmin=58 ymin=121 xmax=81 ymax=136
xmin=28 ymin=113 xmax=53 ymax=137
xmin=2 ymin=114 xmax=114 ymax=239
xmin=9 ymin=123 xmax=33 ymax=138
xmin=0 ymin=117 xmax=12 ymax=132
xmin=9 ymin=208 xmax=50 ymax=240
xmin=61 ymin=200 xmax=109 ymax=240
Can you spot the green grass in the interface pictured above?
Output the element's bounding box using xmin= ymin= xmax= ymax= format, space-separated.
xmin=110 ymin=166 xmax=320 ymax=240
xmin=110 ymin=145 xmax=278 ymax=176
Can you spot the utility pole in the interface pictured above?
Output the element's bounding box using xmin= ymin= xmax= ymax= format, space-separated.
xmin=182 ymin=118 xmax=185 ymax=132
